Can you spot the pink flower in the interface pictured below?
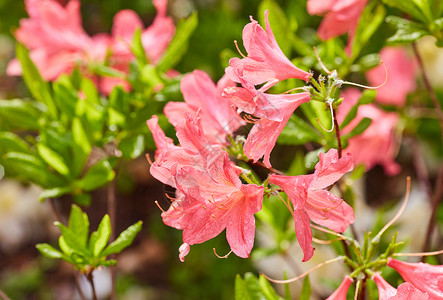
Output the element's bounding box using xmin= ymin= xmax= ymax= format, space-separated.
xmin=373 ymin=273 xmax=430 ymax=300
xmin=307 ymin=0 xmax=368 ymax=55
xmin=387 ymin=258 xmax=443 ymax=299
xmin=326 ymin=276 xmax=353 ymax=300
xmin=164 ymin=70 xmax=244 ymax=145
xmin=337 ymin=88 xmax=400 ymax=175
xmin=225 ymin=10 xmax=311 ymax=90
xmin=366 ymin=47 xmax=416 ymax=106
xmin=269 ymin=149 xmax=354 ymax=261
xmin=223 ymin=82 xmax=310 ymax=167
xmin=101 ymin=0 xmax=175 ymax=94
xmin=147 ymin=115 xmax=264 ymax=260
xmin=7 ymin=0 xmax=106 ymax=80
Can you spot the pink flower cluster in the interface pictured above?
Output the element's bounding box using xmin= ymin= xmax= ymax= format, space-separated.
xmin=307 ymin=0 xmax=368 ymax=55
xmin=329 ymin=259 xmax=443 ymax=299
xmin=146 ymin=11 xmax=355 ymax=261
xmin=337 ymin=88 xmax=401 ymax=175
xmin=7 ymin=0 xmax=175 ymax=94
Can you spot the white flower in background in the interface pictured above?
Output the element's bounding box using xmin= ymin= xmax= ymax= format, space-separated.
xmin=0 ymin=180 xmax=51 ymax=253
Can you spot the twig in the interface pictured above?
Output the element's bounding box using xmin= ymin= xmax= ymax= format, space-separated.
xmin=250 ymin=160 xmax=285 ymax=175
xmin=333 ymin=108 xmax=342 ymax=158
xmin=86 ymin=272 xmax=98 ymax=300
xmin=0 ymin=289 xmax=11 ymax=300
xmin=75 ymin=272 xmax=88 ymax=300
xmin=108 ymin=176 xmax=117 ymax=300
xmin=412 ymin=42 xmax=443 ymax=258
xmin=48 ymin=198 xmax=63 ymax=223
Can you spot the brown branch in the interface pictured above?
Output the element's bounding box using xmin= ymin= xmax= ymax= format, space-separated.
xmin=333 ymin=108 xmax=342 ymax=158
xmin=412 ymin=42 xmax=443 ymax=258
xmin=108 ymin=177 xmax=117 ymax=300
xmin=0 ymin=289 xmax=11 ymax=300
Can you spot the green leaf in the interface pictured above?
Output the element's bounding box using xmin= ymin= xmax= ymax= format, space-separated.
xmin=235 ymin=274 xmax=251 ymax=300
xmin=140 ymin=64 xmax=163 ymax=87
xmin=343 ymin=117 xmax=372 ymax=139
xmin=71 ymin=117 xmax=91 ymax=176
xmin=0 ymin=132 xmax=31 ymax=154
xmin=131 ymin=28 xmax=148 ymax=65
xmin=4 ymin=152 xmax=66 ymax=188
xmin=37 ymin=143 xmax=70 ymax=177
xmin=258 ymin=275 xmax=284 ymax=300
xmin=304 ymin=148 xmax=324 ymax=169
xmin=15 ymin=43 xmax=57 ymax=119
xmin=36 ymin=243 xmax=63 ymax=259
xmin=101 ymin=221 xmax=142 ymax=256
xmin=300 ymin=275 xmax=311 ymax=300
xmin=278 ymin=115 xmax=321 ymax=145
xmin=53 ymin=76 xmax=77 ymax=119
xmin=382 ymin=0 xmax=428 ymax=23
xmin=39 ymin=187 xmax=72 ymax=201
xmin=118 ymin=134 xmax=145 ymax=159
xmin=89 ymin=214 xmax=111 ymax=257
xmin=73 ymin=193 xmax=92 ymax=206
xmin=386 ymin=16 xmax=428 ymax=44
xmin=157 ymin=12 xmax=198 ymax=73
xmin=92 ymin=64 xmax=126 ymax=78
xmin=75 ymin=159 xmax=115 ymax=192
xmin=80 ymin=78 xmax=100 ymax=105
xmin=0 ymin=99 xmax=43 ymax=130
xmin=55 ymin=221 xmax=88 ymax=255
xmin=68 ymin=205 xmax=90 ymax=248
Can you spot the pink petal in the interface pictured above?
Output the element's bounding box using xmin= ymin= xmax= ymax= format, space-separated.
xmin=112 ymin=9 xmax=144 ymax=40
xmin=307 ymin=0 xmax=334 ymax=15
xmin=387 ymin=258 xmax=443 ymax=299
xmin=373 ymin=273 xmax=397 ymax=299
xmin=366 ymin=47 xmax=416 ymax=106
xmin=326 ymin=276 xmax=353 ymax=300
xmin=305 ymin=189 xmax=354 ymax=232
xmin=310 ymin=149 xmax=354 ymax=190
xmin=392 ymin=283 xmax=431 ymax=300
xmin=226 ymin=10 xmax=311 ymax=87
xmin=269 ymin=174 xmax=312 ymax=210
xmin=294 ymin=208 xmax=315 ymax=262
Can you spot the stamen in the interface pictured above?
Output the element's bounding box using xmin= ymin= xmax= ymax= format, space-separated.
xmin=146 ymin=154 xmax=153 ymax=165
xmin=393 ymin=249 xmax=443 ymax=257
xmin=165 ymin=193 xmax=176 ymax=203
xmin=354 ymin=280 xmax=360 ymax=300
xmin=341 ymin=60 xmax=388 ymax=90
xmin=234 ymin=40 xmax=247 ymax=58
xmin=374 ymin=176 xmax=411 ymax=242
xmin=213 ymin=248 xmax=232 ymax=259
xmin=316 ymin=100 xmax=335 ymax=132
xmin=155 ymin=201 xmax=166 ymax=213
xmin=313 ymin=46 xmax=332 ymax=75
xmin=282 ymin=87 xmax=308 ymax=94
xmin=262 ymin=256 xmax=343 ymax=284
xmin=311 ymin=224 xmax=351 ymax=241
xmin=312 ymin=237 xmax=345 ymax=244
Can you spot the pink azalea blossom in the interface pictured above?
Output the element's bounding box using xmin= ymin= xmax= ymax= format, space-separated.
xmin=326 ymin=276 xmax=353 ymax=300
xmin=7 ymin=0 xmax=108 ymax=80
xmin=223 ymin=81 xmax=310 ymax=167
xmin=366 ymin=47 xmax=416 ymax=106
xmin=373 ymin=273 xmax=430 ymax=300
xmin=337 ymin=88 xmax=400 ymax=175
xmin=164 ymin=70 xmax=244 ymax=145
xmin=387 ymin=258 xmax=443 ymax=299
xmin=147 ymin=115 xmax=264 ymax=261
xmin=269 ymin=149 xmax=354 ymax=261
xmin=225 ymin=10 xmax=311 ymax=90
xmin=100 ymin=0 xmax=175 ymax=94
xmin=307 ymin=0 xmax=368 ymax=55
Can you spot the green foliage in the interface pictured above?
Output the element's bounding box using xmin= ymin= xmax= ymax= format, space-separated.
xmin=277 ymin=115 xmax=322 ymax=145
xmin=36 ymin=205 xmax=142 ymax=273
xmin=235 ymin=273 xmax=284 ymax=300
